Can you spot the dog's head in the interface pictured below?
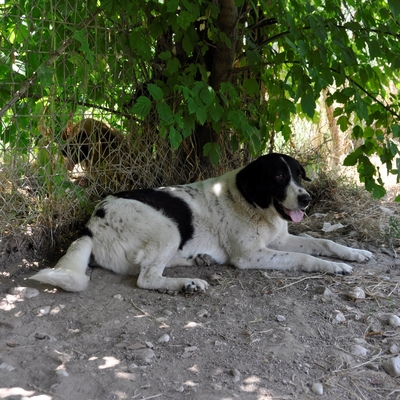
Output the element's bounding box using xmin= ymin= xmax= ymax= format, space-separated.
xmin=236 ymin=153 xmax=312 ymax=223
xmin=61 ymin=119 xmax=121 ymax=170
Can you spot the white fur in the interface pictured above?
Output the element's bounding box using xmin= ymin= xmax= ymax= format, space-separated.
xmin=30 ymin=158 xmax=372 ymax=292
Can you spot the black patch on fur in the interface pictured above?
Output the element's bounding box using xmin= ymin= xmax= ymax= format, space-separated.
xmin=95 ymin=207 xmax=106 ymax=218
xmin=80 ymin=227 xmax=93 ymax=238
xmin=114 ymin=188 xmax=194 ymax=249
xmin=236 ymin=153 xmax=310 ymax=215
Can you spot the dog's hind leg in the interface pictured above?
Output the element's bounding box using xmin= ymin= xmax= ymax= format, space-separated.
xmin=29 ymin=235 xmax=92 ymax=292
xmin=134 ymin=238 xmax=209 ymax=293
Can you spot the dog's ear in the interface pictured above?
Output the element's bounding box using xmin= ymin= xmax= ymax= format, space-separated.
xmin=236 ymin=159 xmax=262 ymax=205
xmin=301 ymin=165 xmax=311 ymax=182
xmin=76 ymin=130 xmax=90 ymax=160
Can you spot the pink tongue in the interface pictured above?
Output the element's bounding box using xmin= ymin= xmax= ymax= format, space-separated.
xmin=284 ymin=208 xmax=304 ymax=223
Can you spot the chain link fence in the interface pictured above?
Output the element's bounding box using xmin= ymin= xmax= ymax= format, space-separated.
xmin=0 ymin=2 xmax=253 ymax=260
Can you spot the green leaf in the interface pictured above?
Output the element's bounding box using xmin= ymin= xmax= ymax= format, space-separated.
xmin=337 ymin=115 xmax=349 ymax=132
xmin=200 ymin=86 xmax=214 ymax=106
xmin=388 ymin=0 xmax=400 ymax=19
xmin=301 ymin=92 xmax=315 ymax=118
xmin=392 ymin=124 xmax=400 ymax=138
xmin=343 ymin=148 xmax=362 ymax=166
xmin=157 ymin=102 xmax=173 ymax=123
xmin=203 ymin=142 xmax=220 ymax=166
xmin=372 ymin=184 xmax=386 ymax=199
xmin=147 ymin=83 xmax=164 ymax=101
xmin=169 ymin=127 xmax=182 ymax=149
xmin=72 ymin=29 xmax=95 ymax=65
xmin=167 ymin=0 xmax=179 ymax=12
xmin=37 ymin=64 xmax=54 ymax=87
xmin=131 ymin=96 xmax=152 ymax=118
xmin=395 ymin=194 xmax=400 ymax=202
xmin=243 ymin=78 xmax=259 ymax=96
xmin=187 ymin=98 xmax=198 ymax=114
xmin=196 ymin=107 xmax=207 ymax=125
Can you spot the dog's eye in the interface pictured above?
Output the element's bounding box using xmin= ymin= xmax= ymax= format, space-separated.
xmin=276 ymin=174 xmax=284 ymax=180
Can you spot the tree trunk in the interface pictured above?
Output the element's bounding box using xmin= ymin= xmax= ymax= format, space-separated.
xmin=193 ymin=0 xmax=238 ymax=175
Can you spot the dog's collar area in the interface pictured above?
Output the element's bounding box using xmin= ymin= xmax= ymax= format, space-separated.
xmin=273 ymin=200 xmax=305 ymax=223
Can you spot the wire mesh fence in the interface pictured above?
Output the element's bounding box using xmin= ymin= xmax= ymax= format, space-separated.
xmin=0 ymin=2 xmax=252 ymax=256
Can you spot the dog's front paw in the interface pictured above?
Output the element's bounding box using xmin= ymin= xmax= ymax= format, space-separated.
xmin=323 ymin=262 xmax=353 ymax=275
xmin=181 ymin=278 xmax=209 ymax=294
xmin=348 ymin=249 xmax=373 ymax=263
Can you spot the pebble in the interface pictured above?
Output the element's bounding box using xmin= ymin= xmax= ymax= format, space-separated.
xmin=161 ymin=309 xmax=173 ymax=316
xmin=311 ymin=382 xmax=323 ymax=395
xmin=382 ymin=356 xmax=400 ymax=377
xmin=34 ymin=332 xmax=57 ymax=341
xmin=315 ymin=286 xmax=333 ymax=297
xmin=113 ymin=294 xmax=123 ymax=300
xmin=56 ymin=369 xmax=69 ymax=377
xmin=351 ymin=345 xmax=368 ymax=357
xmin=8 ymin=286 xmax=39 ymax=299
xmin=331 ymin=310 xmax=346 ymax=324
xmin=35 ymin=306 xmax=51 ymax=316
xmin=0 ymin=363 xmax=15 ymax=372
xmin=388 ymin=315 xmax=400 ymax=327
xmin=133 ymin=349 xmax=155 ymax=364
xmin=128 ymin=363 xmax=139 ymax=372
xmin=276 ymin=315 xmax=286 ymax=322
xmin=230 ymin=368 xmax=241 ymax=382
xmin=145 ymin=341 xmax=154 ymax=348
xmin=196 ymin=309 xmax=210 ymax=318
xmin=347 ymin=287 xmax=366 ymax=300
xmin=390 ymin=344 xmax=399 ymax=354
xmin=157 ymin=334 xmax=170 ymax=344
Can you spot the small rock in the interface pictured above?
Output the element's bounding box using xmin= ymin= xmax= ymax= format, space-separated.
xmin=388 ymin=315 xmax=400 ymax=327
xmin=311 ymin=382 xmax=324 ymax=395
xmin=157 ymin=334 xmax=170 ymax=344
xmin=382 ymin=356 xmax=400 ymax=377
xmin=230 ymin=368 xmax=241 ymax=382
xmin=208 ymin=273 xmax=223 ymax=284
xmin=161 ymin=309 xmax=173 ymax=316
xmin=156 ymin=317 xmax=168 ymax=323
xmin=184 ymin=346 xmax=198 ymax=353
xmin=351 ymin=345 xmax=368 ymax=357
xmin=276 ymin=315 xmax=286 ymax=322
xmin=315 ymin=286 xmax=333 ymax=297
xmin=331 ymin=310 xmax=346 ymax=324
xmin=145 ymin=341 xmax=154 ymax=348
xmin=182 ymin=346 xmax=198 ymax=358
xmin=113 ymin=294 xmax=123 ymax=300
xmin=390 ymin=344 xmax=399 ymax=354
xmin=347 ymin=287 xmax=366 ymax=300
xmin=128 ymin=363 xmax=139 ymax=372
xmin=133 ymin=349 xmax=155 ymax=364
xmin=9 ymin=287 xmax=39 ymax=299
xmin=35 ymin=306 xmax=51 ymax=316
xmin=175 ymin=386 xmax=185 ymax=393
xmin=196 ymin=309 xmax=210 ymax=318
xmin=34 ymin=332 xmax=56 ymax=341
xmin=0 ymin=363 xmax=15 ymax=372
xmin=56 ymin=369 xmax=69 ymax=377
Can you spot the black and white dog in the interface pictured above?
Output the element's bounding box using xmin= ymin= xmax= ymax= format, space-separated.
xmin=30 ymin=153 xmax=372 ymax=293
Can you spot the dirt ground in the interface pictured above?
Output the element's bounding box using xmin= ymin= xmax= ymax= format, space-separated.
xmin=1 ymin=218 xmax=400 ymax=400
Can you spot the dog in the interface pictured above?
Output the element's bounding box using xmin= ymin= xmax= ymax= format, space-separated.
xmin=30 ymin=153 xmax=372 ymax=293
xmin=61 ymin=118 xmax=138 ymax=192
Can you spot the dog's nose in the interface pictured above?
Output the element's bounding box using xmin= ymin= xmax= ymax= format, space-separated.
xmin=298 ymin=193 xmax=312 ymax=208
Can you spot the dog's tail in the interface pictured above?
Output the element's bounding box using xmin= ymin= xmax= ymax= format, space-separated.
xmin=29 ymin=235 xmax=92 ymax=292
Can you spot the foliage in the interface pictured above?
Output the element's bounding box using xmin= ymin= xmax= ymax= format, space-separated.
xmin=0 ymin=0 xmax=399 ymax=199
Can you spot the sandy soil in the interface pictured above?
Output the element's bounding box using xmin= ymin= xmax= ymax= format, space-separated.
xmin=1 ymin=228 xmax=400 ymax=400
